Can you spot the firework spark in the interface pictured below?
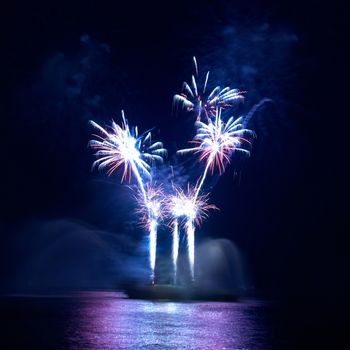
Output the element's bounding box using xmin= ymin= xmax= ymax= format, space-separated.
xmin=167 ymin=185 xmax=217 ymax=281
xmin=135 ymin=184 xmax=165 ymax=227
xmin=173 ymin=57 xmax=245 ymax=121
xmin=168 ymin=186 xmax=215 ymax=226
xmin=178 ymin=108 xmax=255 ymax=199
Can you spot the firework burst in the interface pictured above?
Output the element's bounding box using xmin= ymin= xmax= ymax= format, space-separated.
xmin=178 ymin=108 xmax=255 ymax=201
xmin=173 ymin=57 xmax=245 ymax=121
xmin=89 ymin=110 xmax=166 ymax=184
xmin=167 ymin=185 xmax=216 ymax=226
xmin=135 ymin=184 xmax=165 ymax=226
xmin=178 ymin=108 xmax=254 ymax=174
xmin=167 ymin=185 xmax=217 ymax=281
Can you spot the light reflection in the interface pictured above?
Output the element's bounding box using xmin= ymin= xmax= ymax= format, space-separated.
xmin=66 ymin=292 xmax=269 ymax=350
xmin=141 ymin=302 xmax=178 ymax=314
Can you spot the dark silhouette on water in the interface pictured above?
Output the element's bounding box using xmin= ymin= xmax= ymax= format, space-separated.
xmin=123 ymin=283 xmax=238 ymax=301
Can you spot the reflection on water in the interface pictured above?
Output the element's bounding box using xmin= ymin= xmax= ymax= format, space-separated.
xmin=1 ymin=291 xmax=345 ymax=349
xmin=66 ymin=292 xmax=271 ymax=350
xmin=0 ymin=292 xmax=275 ymax=349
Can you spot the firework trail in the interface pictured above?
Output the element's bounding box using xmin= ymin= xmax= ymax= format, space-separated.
xmin=148 ymin=219 xmax=157 ymax=283
xmin=186 ymin=219 xmax=195 ymax=282
xmin=167 ymin=187 xmax=192 ymax=282
xmin=89 ymin=111 xmax=166 ymax=282
xmin=167 ymin=185 xmax=217 ymax=281
xmin=172 ymin=220 xmax=179 ymax=284
xmin=173 ymin=56 xmax=245 ymax=121
xmin=135 ymin=184 xmax=165 ymax=282
xmin=243 ymin=98 xmax=273 ymax=128
xmin=178 ymin=108 xmax=255 ymax=201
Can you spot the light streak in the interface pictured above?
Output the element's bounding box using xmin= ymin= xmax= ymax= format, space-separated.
xmin=135 ymin=184 xmax=165 ymax=283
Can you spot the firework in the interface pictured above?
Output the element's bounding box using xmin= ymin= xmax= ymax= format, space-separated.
xmin=168 ymin=186 xmax=215 ymax=225
xmin=173 ymin=57 xmax=245 ymax=121
xmin=178 ymin=108 xmax=254 ymax=200
xmin=90 ymin=111 xmax=167 ymax=282
xmin=88 ymin=57 xmax=260 ymax=288
xmin=135 ymin=184 xmax=165 ymax=226
xmin=89 ymin=111 xmax=166 ymax=190
xmin=135 ymin=184 xmax=165 ymax=282
xmin=167 ymin=185 xmax=217 ymax=281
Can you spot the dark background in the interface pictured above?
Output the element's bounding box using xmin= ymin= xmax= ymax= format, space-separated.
xmin=0 ymin=0 xmax=348 ymax=344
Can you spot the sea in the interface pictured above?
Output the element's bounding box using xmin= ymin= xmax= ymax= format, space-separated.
xmin=0 ymin=291 xmax=345 ymax=349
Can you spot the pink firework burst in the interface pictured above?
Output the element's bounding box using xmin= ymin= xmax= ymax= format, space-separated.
xmin=167 ymin=185 xmax=217 ymax=227
xmin=178 ymin=108 xmax=255 ymax=174
xmin=89 ymin=111 xmax=166 ymax=182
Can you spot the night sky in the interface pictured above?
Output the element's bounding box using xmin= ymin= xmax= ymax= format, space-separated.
xmin=1 ymin=0 xmax=347 ymax=310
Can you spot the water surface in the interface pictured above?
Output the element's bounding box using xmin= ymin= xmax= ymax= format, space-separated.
xmin=0 ymin=291 xmax=338 ymax=349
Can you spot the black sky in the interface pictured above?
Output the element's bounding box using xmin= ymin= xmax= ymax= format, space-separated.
xmin=0 ymin=0 xmax=347 ymax=304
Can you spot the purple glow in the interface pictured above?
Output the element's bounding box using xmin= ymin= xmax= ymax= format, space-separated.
xmin=68 ymin=292 xmax=269 ymax=349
